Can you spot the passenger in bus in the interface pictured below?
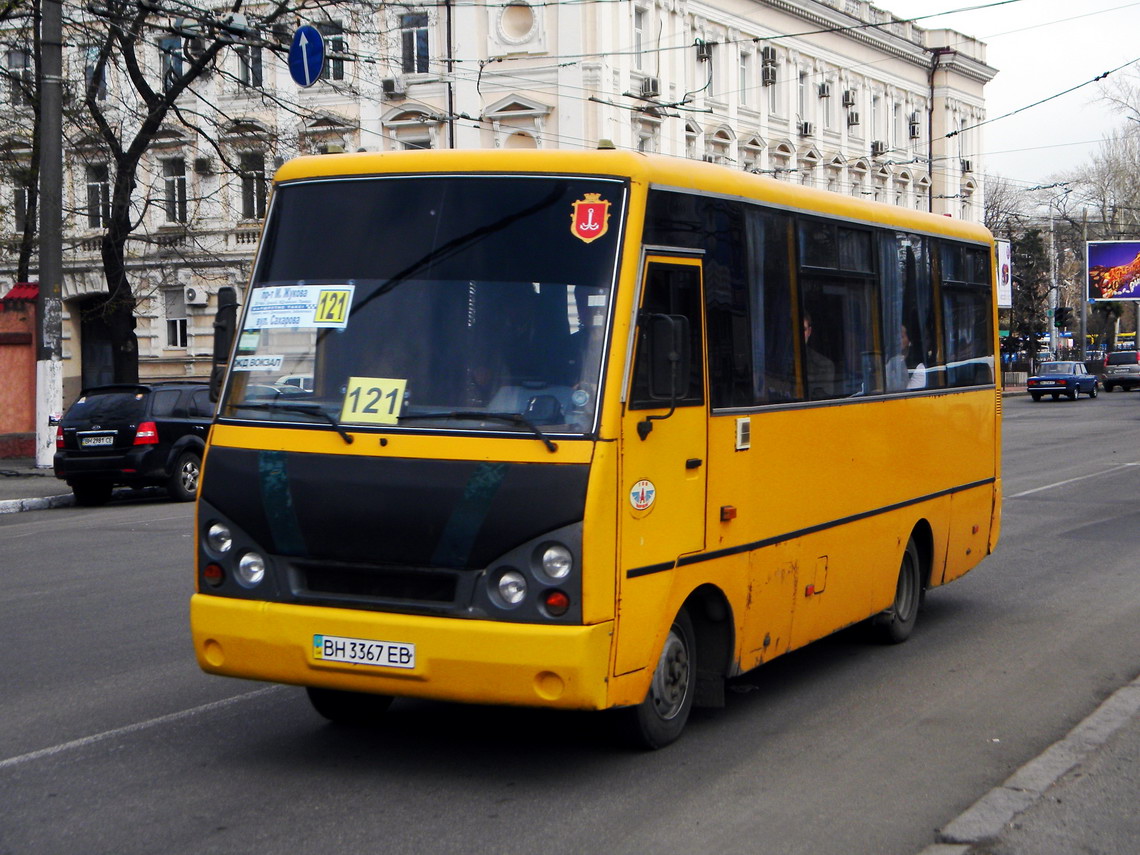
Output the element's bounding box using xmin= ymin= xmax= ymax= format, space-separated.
xmin=886 ymin=324 xmax=927 ymax=391
xmin=803 ymin=312 xmax=835 ymax=399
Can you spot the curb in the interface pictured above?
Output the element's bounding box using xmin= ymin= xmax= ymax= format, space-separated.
xmin=0 ymin=493 xmax=75 ymax=514
xmin=916 ymin=675 xmax=1140 ymax=854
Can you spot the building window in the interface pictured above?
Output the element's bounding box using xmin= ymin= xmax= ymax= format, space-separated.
xmin=317 ymin=21 xmax=345 ymax=81
xmin=798 ymin=70 xmax=808 ymax=118
xmin=159 ymin=36 xmax=182 ymax=91
xmin=86 ymin=163 xmax=110 ymax=228
xmin=239 ymin=152 xmax=266 ymax=220
xmin=83 ymin=45 xmax=107 ymax=101
xmin=7 ymin=48 xmax=33 ymax=105
xmin=739 ymin=51 xmax=751 ymax=107
xmin=163 ymin=158 xmax=187 ymax=223
xmin=237 ymin=43 xmax=263 ymax=88
xmin=401 ymin=13 xmax=429 ymax=74
xmin=13 ymin=186 xmax=27 ymax=233
xmin=165 ymin=288 xmax=188 ymax=348
xmin=633 ymin=8 xmax=647 ymax=70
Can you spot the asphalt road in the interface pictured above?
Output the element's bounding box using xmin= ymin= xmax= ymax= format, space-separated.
xmin=2 ymin=391 xmax=1138 ymax=855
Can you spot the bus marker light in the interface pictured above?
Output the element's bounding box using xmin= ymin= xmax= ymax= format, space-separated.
xmin=543 ymin=590 xmax=571 ymax=616
xmin=720 ymin=505 xmax=737 ymax=521
xmin=203 ymin=563 xmax=225 ymax=587
xmin=804 ymin=584 xmax=816 ymax=597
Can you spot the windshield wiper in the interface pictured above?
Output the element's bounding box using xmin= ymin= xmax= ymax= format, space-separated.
xmin=232 ymin=401 xmax=354 ymax=445
xmin=398 ymin=411 xmax=558 ymax=453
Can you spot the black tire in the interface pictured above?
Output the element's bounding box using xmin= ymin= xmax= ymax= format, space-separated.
xmin=1089 ymin=384 xmax=1099 ymax=399
xmin=306 ymin=687 xmax=394 ymax=725
xmin=625 ymin=609 xmax=696 ymax=750
xmin=72 ymin=481 xmax=113 ymax=507
xmin=1030 ymin=392 xmax=1042 ymax=402
xmin=1067 ymin=388 xmax=1077 ymax=401
xmin=1104 ymin=383 xmax=1115 ymax=392
xmin=872 ymin=538 xmax=922 ymax=645
xmin=1051 ymin=393 xmax=1060 ymax=401
xmin=167 ymin=450 xmax=201 ymax=502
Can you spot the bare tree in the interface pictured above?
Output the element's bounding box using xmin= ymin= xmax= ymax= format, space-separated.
xmin=62 ymin=0 xmax=356 ymax=383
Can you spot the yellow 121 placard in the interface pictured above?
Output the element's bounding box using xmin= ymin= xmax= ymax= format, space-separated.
xmin=340 ymin=377 xmax=407 ymax=425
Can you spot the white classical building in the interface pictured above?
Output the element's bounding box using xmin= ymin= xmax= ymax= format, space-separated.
xmin=0 ymin=0 xmax=994 ymax=393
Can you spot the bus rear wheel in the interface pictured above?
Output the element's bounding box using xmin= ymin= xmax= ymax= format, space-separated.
xmin=625 ymin=609 xmax=696 ymax=750
xmin=306 ymin=687 xmax=393 ymax=725
xmin=873 ymin=538 xmax=922 ymax=645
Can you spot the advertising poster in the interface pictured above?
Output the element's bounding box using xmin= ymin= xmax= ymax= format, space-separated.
xmin=1087 ymin=241 xmax=1140 ymax=301
xmin=996 ymin=239 xmax=1012 ymax=308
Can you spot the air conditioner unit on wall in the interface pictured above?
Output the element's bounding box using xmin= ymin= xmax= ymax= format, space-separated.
xmin=696 ymin=40 xmax=713 ymax=62
xmin=184 ymin=286 xmax=208 ymax=306
xmin=799 ymin=121 xmax=814 ymax=136
xmin=193 ymin=157 xmax=214 ymax=175
xmin=762 ymin=65 xmax=777 ymax=86
xmin=760 ymin=46 xmax=777 ymax=65
xmin=842 ymin=90 xmax=856 ymax=107
xmin=909 ymin=121 xmax=921 ymax=139
xmin=818 ymin=82 xmax=831 ymax=98
xmin=381 ymin=77 xmax=407 ymax=99
xmin=847 ymin=111 xmax=860 ymax=127
xmin=961 ymin=159 xmax=973 ymax=173
xmin=871 ymin=140 xmax=887 ymax=156
xmin=640 ymin=76 xmax=660 ymax=99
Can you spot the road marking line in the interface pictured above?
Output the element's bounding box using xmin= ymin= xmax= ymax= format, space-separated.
xmin=0 ymin=686 xmax=283 ymax=771
xmin=1008 ymin=462 xmax=1140 ymax=498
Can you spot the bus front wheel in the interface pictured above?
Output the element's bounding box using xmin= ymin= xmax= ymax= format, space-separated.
xmin=873 ymin=538 xmax=922 ymax=645
xmin=306 ymin=687 xmax=393 ymax=725
xmin=625 ymin=609 xmax=696 ymax=750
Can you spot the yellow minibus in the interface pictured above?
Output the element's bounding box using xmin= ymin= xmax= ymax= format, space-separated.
xmin=192 ymin=149 xmax=1000 ymax=747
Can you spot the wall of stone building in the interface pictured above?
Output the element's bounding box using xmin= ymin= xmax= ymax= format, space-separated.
xmin=0 ymin=297 xmax=36 ymax=457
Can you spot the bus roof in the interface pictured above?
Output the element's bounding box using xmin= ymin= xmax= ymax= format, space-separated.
xmin=274 ymin=149 xmax=993 ymax=245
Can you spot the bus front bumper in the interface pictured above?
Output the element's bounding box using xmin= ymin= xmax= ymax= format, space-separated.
xmin=191 ymin=594 xmax=615 ymax=710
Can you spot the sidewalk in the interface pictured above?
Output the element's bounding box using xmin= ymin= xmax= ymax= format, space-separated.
xmin=919 ymin=675 xmax=1140 ymax=855
xmin=0 ymin=457 xmax=74 ymax=513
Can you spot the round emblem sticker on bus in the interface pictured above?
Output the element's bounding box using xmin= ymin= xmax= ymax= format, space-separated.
xmin=630 ymin=479 xmax=656 ymax=511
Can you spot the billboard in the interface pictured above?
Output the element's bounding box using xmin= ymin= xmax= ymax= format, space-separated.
xmin=1087 ymin=240 xmax=1140 ymax=301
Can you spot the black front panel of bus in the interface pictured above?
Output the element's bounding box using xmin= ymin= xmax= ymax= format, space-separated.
xmin=201 ymin=446 xmax=588 ymax=572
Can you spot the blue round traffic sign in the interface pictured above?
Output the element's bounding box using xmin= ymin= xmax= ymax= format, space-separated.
xmin=288 ymin=25 xmax=325 ymax=88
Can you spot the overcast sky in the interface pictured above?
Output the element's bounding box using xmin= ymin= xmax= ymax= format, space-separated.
xmin=881 ymin=0 xmax=1140 ymax=187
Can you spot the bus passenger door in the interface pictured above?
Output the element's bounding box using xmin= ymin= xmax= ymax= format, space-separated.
xmin=615 ymin=256 xmax=708 ymax=676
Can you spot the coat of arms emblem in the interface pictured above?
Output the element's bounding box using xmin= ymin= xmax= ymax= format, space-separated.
xmin=570 ymin=194 xmax=611 ymax=244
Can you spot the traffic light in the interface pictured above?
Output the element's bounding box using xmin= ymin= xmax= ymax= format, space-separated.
xmin=1054 ymin=306 xmax=1073 ymax=328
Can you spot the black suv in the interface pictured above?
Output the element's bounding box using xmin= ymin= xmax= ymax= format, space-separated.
xmin=54 ymin=382 xmax=213 ymax=505
xmin=1102 ymin=351 xmax=1140 ymax=392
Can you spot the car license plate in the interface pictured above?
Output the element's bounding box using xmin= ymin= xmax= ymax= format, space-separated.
xmin=312 ymin=634 xmax=415 ymax=669
xmin=80 ymin=435 xmax=114 ymax=447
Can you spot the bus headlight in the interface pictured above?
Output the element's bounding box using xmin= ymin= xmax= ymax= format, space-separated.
xmin=539 ymin=544 xmax=573 ymax=580
xmin=205 ymin=522 xmax=233 ymax=554
xmin=236 ymin=551 xmax=266 ymax=587
xmin=496 ymin=569 xmax=527 ymax=606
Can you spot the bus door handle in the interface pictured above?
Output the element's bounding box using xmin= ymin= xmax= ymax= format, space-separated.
xmin=685 ymin=458 xmax=703 ymax=470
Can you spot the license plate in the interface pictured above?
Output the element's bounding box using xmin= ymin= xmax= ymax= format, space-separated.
xmin=312 ymin=634 xmax=415 ymax=669
xmin=80 ymin=435 xmax=114 ymax=447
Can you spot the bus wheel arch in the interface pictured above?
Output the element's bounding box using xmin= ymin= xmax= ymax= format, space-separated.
xmin=685 ymin=584 xmax=735 ymax=708
xmin=872 ymin=530 xmax=926 ymax=645
xmin=623 ymin=585 xmax=733 ymax=750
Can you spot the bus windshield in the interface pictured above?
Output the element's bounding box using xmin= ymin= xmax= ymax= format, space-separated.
xmin=220 ymin=174 xmax=626 ymax=436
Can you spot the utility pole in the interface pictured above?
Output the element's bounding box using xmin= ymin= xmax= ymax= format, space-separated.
xmin=35 ymin=0 xmax=63 ymax=467
xmin=1049 ymin=212 xmax=1058 ymax=355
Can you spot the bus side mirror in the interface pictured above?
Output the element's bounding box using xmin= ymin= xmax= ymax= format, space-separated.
xmin=210 ymin=286 xmax=239 ymax=403
xmin=638 ymin=313 xmax=690 ymax=440
xmin=647 ymin=313 xmax=690 ymax=401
